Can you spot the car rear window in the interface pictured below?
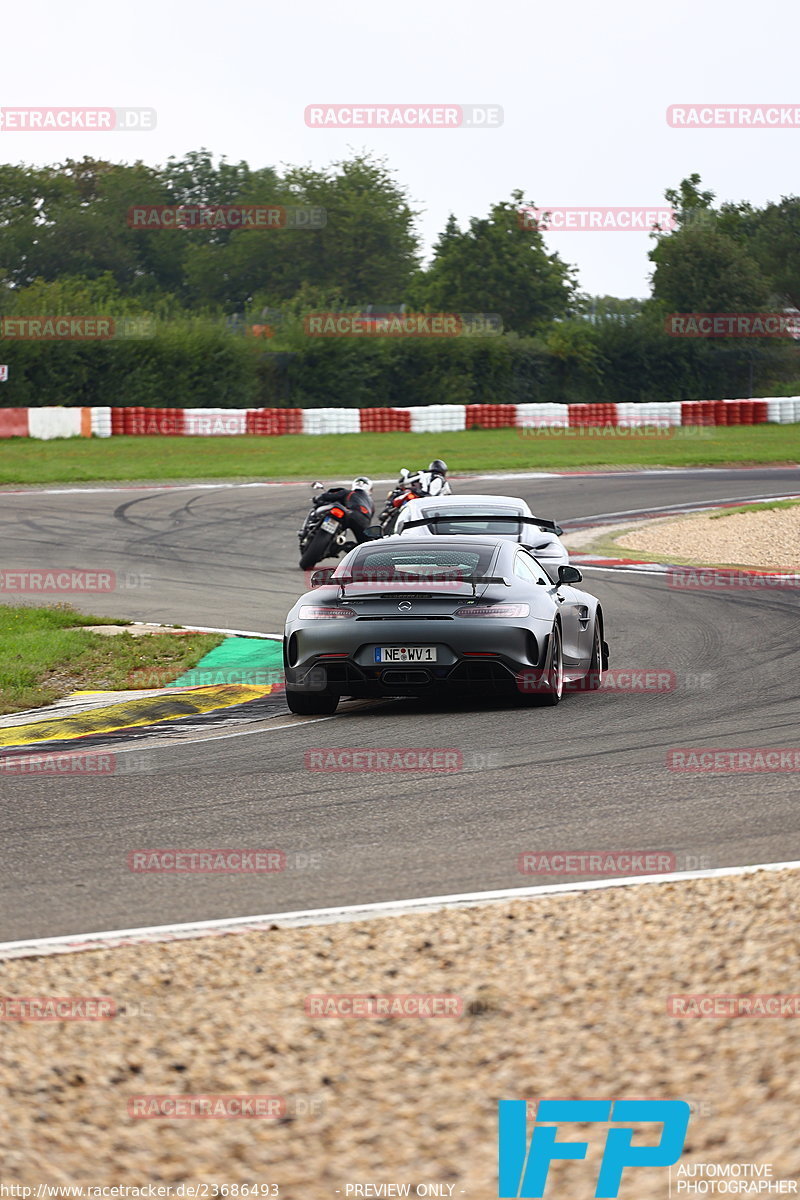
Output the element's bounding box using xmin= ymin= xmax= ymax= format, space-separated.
xmin=339 ymin=543 xmax=495 ymax=582
xmin=418 ymin=506 xmax=523 ymax=535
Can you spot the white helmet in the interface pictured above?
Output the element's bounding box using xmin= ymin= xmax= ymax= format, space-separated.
xmin=351 ymin=476 xmax=373 ymax=493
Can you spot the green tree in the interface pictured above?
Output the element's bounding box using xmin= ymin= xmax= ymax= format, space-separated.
xmin=408 ymin=191 xmax=577 ymax=334
xmin=718 ymin=196 xmax=800 ymax=310
xmin=663 ymin=173 xmax=716 ymax=229
xmin=649 ymin=223 xmax=771 ymax=312
xmin=181 ymin=153 xmax=419 ymax=310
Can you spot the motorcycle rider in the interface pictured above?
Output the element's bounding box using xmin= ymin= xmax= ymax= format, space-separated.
xmin=394 ymin=459 xmax=451 ymax=503
xmin=311 ymin=476 xmax=375 ymax=543
xmin=418 ymin=459 xmax=450 ymax=497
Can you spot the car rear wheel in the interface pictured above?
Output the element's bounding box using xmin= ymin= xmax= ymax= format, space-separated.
xmin=286 ymin=688 xmax=339 ymax=715
xmin=581 ymin=620 xmax=605 ymax=691
xmin=521 ymin=622 xmax=563 ymax=707
xmin=537 ymin=623 xmax=563 ymax=706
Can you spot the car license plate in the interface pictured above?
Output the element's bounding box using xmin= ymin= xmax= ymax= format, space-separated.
xmin=375 ymin=646 xmax=437 ymax=663
xmin=321 ymin=516 xmax=339 ymax=533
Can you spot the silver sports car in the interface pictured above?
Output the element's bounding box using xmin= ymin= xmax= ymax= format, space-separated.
xmin=283 ymin=536 xmax=609 ymax=714
xmin=394 ymin=493 xmax=569 ymax=579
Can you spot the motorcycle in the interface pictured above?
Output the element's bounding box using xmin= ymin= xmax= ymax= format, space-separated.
xmin=298 ymin=482 xmax=374 ymax=569
xmin=378 ymin=468 xmax=451 ymax=535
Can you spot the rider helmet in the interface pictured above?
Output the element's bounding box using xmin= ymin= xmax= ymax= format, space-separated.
xmin=351 ymin=476 xmax=373 ymax=493
xmin=428 ymin=460 xmax=448 ymax=477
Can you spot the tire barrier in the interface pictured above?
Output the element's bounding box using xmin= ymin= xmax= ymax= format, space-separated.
xmin=246 ymin=409 xmax=304 ymax=435
xmin=0 ymin=408 xmax=30 ymax=437
xmin=568 ymin=402 xmax=619 ymax=427
xmin=465 ymin=404 xmax=518 ymax=429
xmin=358 ymin=408 xmax=412 ymax=433
xmin=0 ymin=398 xmax=797 ymax=438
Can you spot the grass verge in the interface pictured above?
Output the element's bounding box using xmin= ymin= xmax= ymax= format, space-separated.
xmin=0 ymin=605 xmax=224 ymax=715
xmin=709 ymin=498 xmax=800 ymax=518
xmin=0 ymin=424 xmax=799 ymax=486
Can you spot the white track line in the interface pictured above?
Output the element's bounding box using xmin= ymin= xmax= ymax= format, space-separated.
xmin=2 ymin=859 xmax=798 ymax=960
xmin=3 ymin=467 xmax=797 ymax=498
xmin=576 ymin=565 xmax=671 ymax=576
xmin=565 ymin=493 xmax=800 ymax=524
xmin=150 ymin=623 xmax=282 ymax=639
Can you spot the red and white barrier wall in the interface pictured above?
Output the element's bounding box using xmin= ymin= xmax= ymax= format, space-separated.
xmin=1 ymin=398 xmax=799 ymax=439
xmin=0 ymin=407 xmax=95 ymax=439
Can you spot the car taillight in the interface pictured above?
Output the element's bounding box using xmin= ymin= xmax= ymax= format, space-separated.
xmin=298 ymin=605 xmax=356 ymax=620
xmin=329 ymin=507 xmax=346 ymax=519
xmin=454 ymin=604 xmax=530 ymax=618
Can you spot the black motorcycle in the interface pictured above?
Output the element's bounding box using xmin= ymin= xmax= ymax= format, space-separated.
xmin=298 ymin=483 xmax=375 ymax=569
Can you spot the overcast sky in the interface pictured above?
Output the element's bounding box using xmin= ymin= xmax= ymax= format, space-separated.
xmin=2 ymin=0 xmax=798 ymax=298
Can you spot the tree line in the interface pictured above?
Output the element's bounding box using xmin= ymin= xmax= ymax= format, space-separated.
xmin=0 ymin=154 xmax=797 ymax=407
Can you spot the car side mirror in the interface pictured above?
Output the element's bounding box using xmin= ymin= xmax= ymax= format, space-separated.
xmin=363 ymin=526 xmax=383 ymax=540
xmin=557 ymin=565 xmax=583 ymax=585
xmin=310 ymin=568 xmax=334 ymax=587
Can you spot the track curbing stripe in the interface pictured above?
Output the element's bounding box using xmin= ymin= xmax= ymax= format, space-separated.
xmin=0 ymin=684 xmax=271 ymax=748
xmin=2 ymin=859 xmax=799 ymax=960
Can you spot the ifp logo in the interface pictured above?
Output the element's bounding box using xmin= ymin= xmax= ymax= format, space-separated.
xmin=498 ymin=1099 xmax=690 ymax=1197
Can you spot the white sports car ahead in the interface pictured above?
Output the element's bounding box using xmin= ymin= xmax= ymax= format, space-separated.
xmin=394 ymin=493 xmax=569 ymax=580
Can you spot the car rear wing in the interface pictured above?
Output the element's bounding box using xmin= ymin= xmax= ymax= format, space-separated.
xmin=334 ymin=573 xmax=512 ymax=599
xmin=400 ymin=514 xmax=564 ymax=536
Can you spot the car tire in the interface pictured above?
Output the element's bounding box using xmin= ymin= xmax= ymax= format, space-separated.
xmin=581 ymin=620 xmax=605 ymax=691
xmin=538 ymin=622 xmax=563 ymax=706
xmin=299 ymin=527 xmax=335 ymax=570
xmin=286 ymin=688 xmax=339 ymax=715
xmin=521 ymin=622 xmax=563 ymax=707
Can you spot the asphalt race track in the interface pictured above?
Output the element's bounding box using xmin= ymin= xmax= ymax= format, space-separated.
xmin=1 ymin=466 xmax=799 ymax=943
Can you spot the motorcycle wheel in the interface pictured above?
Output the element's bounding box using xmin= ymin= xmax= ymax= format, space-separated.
xmin=299 ymin=526 xmax=336 ymax=569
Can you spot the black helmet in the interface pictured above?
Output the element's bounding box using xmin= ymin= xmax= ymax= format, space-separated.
xmin=428 ymin=459 xmax=448 ymax=476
